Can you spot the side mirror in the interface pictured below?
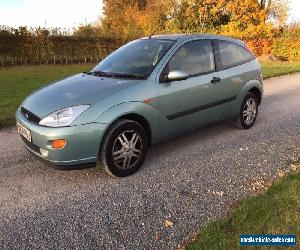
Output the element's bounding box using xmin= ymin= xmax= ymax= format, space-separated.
xmin=167 ymin=70 xmax=189 ymax=82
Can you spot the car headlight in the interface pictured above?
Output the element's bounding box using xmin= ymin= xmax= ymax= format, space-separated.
xmin=39 ymin=105 xmax=90 ymax=127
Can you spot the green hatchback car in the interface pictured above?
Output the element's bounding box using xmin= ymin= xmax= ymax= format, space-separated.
xmin=16 ymin=34 xmax=263 ymax=177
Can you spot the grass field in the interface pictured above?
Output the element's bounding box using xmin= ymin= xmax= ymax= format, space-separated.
xmin=186 ymin=167 xmax=300 ymax=250
xmin=0 ymin=61 xmax=300 ymax=128
xmin=261 ymin=61 xmax=300 ymax=79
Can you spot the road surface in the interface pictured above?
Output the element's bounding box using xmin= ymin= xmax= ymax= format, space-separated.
xmin=0 ymin=74 xmax=299 ymax=249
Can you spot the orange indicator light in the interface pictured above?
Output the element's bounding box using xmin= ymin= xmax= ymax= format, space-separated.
xmin=51 ymin=139 xmax=67 ymax=149
xmin=143 ymin=98 xmax=152 ymax=104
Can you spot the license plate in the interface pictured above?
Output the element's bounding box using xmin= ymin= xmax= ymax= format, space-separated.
xmin=17 ymin=122 xmax=32 ymax=142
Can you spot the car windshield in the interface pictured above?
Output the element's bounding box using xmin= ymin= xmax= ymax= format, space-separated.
xmin=92 ymin=39 xmax=175 ymax=79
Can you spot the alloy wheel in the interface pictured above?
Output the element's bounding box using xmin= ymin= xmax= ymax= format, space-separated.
xmin=242 ymin=97 xmax=257 ymax=125
xmin=112 ymin=130 xmax=142 ymax=169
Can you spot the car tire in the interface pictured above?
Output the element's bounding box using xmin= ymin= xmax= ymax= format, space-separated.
xmin=98 ymin=119 xmax=149 ymax=177
xmin=235 ymin=92 xmax=258 ymax=129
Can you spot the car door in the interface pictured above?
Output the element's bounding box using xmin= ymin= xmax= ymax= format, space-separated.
xmin=156 ymin=39 xmax=228 ymax=139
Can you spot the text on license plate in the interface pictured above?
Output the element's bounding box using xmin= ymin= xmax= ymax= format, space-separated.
xmin=17 ymin=122 xmax=32 ymax=142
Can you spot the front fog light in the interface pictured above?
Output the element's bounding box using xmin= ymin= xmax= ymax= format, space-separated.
xmin=40 ymin=148 xmax=49 ymax=157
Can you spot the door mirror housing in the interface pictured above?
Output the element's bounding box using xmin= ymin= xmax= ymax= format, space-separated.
xmin=166 ymin=70 xmax=189 ymax=82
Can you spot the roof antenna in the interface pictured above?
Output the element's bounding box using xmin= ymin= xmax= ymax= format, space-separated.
xmin=148 ymin=30 xmax=156 ymax=39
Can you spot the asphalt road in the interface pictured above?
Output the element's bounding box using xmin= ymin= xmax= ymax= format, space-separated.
xmin=0 ymin=74 xmax=300 ymax=249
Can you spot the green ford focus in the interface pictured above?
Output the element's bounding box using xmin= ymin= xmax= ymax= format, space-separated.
xmin=16 ymin=34 xmax=263 ymax=177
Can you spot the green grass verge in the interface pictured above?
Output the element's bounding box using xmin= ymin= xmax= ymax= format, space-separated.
xmin=261 ymin=61 xmax=300 ymax=79
xmin=186 ymin=171 xmax=300 ymax=250
xmin=1 ymin=62 xmax=300 ymax=128
xmin=0 ymin=64 xmax=94 ymax=128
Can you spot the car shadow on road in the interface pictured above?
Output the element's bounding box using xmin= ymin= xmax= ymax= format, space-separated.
xmin=145 ymin=120 xmax=240 ymax=165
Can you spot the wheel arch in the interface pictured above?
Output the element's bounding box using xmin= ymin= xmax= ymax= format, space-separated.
xmin=96 ymin=101 xmax=162 ymax=148
xmin=248 ymin=87 xmax=262 ymax=105
xmin=238 ymin=79 xmax=263 ymax=105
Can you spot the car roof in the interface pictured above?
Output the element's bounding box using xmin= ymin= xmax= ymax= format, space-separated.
xmin=141 ymin=34 xmax=244 ymax=46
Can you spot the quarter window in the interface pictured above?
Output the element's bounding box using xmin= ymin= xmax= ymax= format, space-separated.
xmin=218 ymin=41 xmax=254 ymax=68
xmin=167 ymin=40 xmax=215 ymax=76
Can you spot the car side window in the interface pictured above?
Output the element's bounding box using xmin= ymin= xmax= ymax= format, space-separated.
xmin=167 ymin=40 xmax=215 ymax=76
xmin=218 ymin=40 xmax=254 ymax=68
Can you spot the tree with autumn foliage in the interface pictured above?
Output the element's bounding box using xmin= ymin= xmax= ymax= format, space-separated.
xmin=101 ymin=0 xmax=289 ymax=39
xmin=102 ymin=0 xmax=171 ymax=39
xmin=257 ymin=0 xmax=289 ymax=26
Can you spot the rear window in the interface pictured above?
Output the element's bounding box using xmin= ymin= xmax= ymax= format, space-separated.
xmin=218 ymin=40 xmax=254 ymax=68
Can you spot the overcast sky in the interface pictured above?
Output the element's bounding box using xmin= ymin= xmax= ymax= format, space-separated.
xmin=0 ymin=0 xmax=299 ymax=28
xmin=0 ymin=0 xmax=103 ymax=28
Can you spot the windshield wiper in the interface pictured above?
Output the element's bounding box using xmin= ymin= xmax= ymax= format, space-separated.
xmin=110 ymin=72 xmax=146 ymax=79
xmin=84 ymin=71 xmax=146 ymax=79
xmin=84 ymin=71 xmax=114 ymax=77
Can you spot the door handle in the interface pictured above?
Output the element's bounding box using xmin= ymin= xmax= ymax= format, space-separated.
xmin=211 ymin=77 xmax=221 ymax=84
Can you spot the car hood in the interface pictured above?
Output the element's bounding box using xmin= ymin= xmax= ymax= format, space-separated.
xmin=22 ymin=73 xmax=142 ymax=118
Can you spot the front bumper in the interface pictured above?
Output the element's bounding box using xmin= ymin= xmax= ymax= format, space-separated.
xmin=16 ymin=109 xmax=108 ymax=166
